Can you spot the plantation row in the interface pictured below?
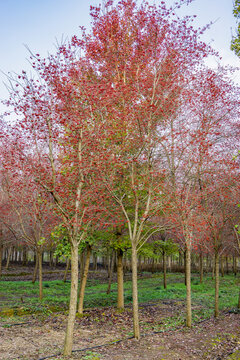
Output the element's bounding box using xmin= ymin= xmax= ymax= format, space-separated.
xmin=1 ymin=0 xmax=240 ymax=356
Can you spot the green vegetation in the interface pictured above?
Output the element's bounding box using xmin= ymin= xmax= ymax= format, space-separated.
xmin=0 ymin=273 xmax=239 ymax=325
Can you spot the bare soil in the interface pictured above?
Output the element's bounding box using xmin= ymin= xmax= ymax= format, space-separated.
xmin=0 ymin=306 xmax=239 ymax=359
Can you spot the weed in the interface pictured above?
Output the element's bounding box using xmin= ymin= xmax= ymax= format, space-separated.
xmin=81 ymin=351 xmax=102 ymax=359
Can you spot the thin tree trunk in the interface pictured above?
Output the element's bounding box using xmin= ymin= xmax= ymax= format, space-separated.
xmin=22 ymin=247 xmax=27 ymax=266
xmin=212 ymin=256 xmax=215 ymax=280
xmin=131 ymin=243 xmax=140 ymax=339
xmin=38 ymin=249 xmax=43 ymax=301
xmin=186 ymin=245 xmax=192 ymax=327
xmin=163 ymin=250 xmax=167 ymax=289
xmin=49 ymin=250 xmax=54 ymax=267
xmin=63 ymin=258 xmax=70 ymax=282
xmin=226 ymin=256 xmax=229 ymax=274
xmin=184 ymin=250 xmax=187 ymax=286
xmin=233 ymin=256 xmax=237 ymax=276
xmin=117 ymin=249 xmax=124 ymax=310
xmin=199 ymin=252 xmax=203 ymax=284
xmin=32 ymin=251 xmax=39 ymax=283
xmin=106 ymin=250 xmax=115 ymax=294
xmin=220 ymin=256 xmax=224 ymax=277
xmin=78 ymin=244 xmax=91 ymax=315
xmin=0 ymin=243 xmax=3 ymax=278
xmin=5 ymin=247 xmax=12 ymax=270
xmin=63 ymin=242 xmax=79 ymax=356
xmin=214 ymin=251 xmax=220 ymax=318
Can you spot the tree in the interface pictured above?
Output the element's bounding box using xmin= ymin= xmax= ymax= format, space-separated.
xmin=231 ymin=0 xmax=240 ymax=56
xmin=4 ymin=55 xmax=111 ymax=356
xmin=79 ymin=0 xmax=213 ymax=337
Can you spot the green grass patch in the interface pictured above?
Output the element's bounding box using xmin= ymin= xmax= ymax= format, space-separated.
xmin=0 ymin=273 xmax=239 ymax=322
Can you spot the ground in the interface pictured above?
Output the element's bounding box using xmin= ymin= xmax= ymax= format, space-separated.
xmin=0 ymin=308 xmax=239 ymax=360
xmin=0 ymin=265 xmax=240 ymax=360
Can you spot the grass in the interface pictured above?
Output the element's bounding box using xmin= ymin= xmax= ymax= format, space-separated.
xmin=0 ymin=272 xmax=239 ymax=322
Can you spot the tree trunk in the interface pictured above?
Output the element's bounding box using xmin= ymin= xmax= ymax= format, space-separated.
xmin=117 ymin=249 xmax=124 ymax=310
xmin=199 ymin=252 xmax=203 ymax=284
xmin=233 ymin=256 xmax=237 ymax=276
xmin=63 ymin=242 xmax=79 ymax=356
xmin=163 ymin=250 xmax=167 ymax=289
xmin=22 ymin=247 xmax=27 ymax=266
xmin=226 ymin=256 xmax=229 ymax=274
xmin=63 ymin=258 xmax=70 ymax=282
xmin=214 ymin=251 xmax=220 ymax=318
xmin=212 ymin=256 xmax=215 ymax=280
xmin=38 ymin=249 xmax=43 ymax=301
xmin=0 ymin=243 xmax=3 ymax=278
xmin=186 ymin=245 xmax=192 ymax=328
xmin=93 ymin=253 xmax=98 ymax=271
xmin=5 ymin=247 xmax=12 ymax=270
xmin=106 ymin=250 xmax=115 ymax=294
xmin=49 ymin=250 xmax=54 ymax=267
xmin=78 ymin=244 xmax=91 ymax=315
xmin=32 ymin=251 xmax=39 ymax=283
xmin=131 ymin=243 xmax=140 ymax=339
xmin=220 ymin=256 xmax=224 ymax=277
xmin=184 ymin=250 xmax=187 ymax=286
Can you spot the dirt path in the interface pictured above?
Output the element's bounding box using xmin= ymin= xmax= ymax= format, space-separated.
xmin=0 ymin=309 xmax=239 ymax=360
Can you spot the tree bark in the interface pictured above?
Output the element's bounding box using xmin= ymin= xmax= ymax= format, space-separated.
xmin=225 ymin=256 xmax=229 ymax=274
xmin=131 ymin=243 xmax=140 ymax=339
xmin=233 ymin=256 xmax=237 ymax=276
xmin=63 ymin=242 xmax=79 ymax=356
xmin=163 ymin=250 xmax=167 ymax=289
xmin=214 ymin=250 xmax=220 ymax=318
xmin=63 ymin=258 xmax=70 ymax=282
xmin=184 ymin=250 xmax=187 ymax=286
xmin=78 ymin=244 xmax=91 ymax=315
xmin=32 ymin=251 xmax=39 ymax=283
xmin=38 ymin=249 xmax=43 ymax=301
xmin=199 ymin=252 xmax=203 ymax=284
xmin=117 ymin=249 xmax=124 ymax=309
xmin=106 ymin=250 xmax=115 ymax=294
xmin=220 ymin=256 xmax=224 ymax=277
xmin=5 ymin=247 xmax=12 ymax=270
xmin=22 ymin=247 xmax=27 ymax=266
xmin=0 ymin=243 xmax=3 ymax=278
xmin=186 ymin=245 xmax=192 ymax=327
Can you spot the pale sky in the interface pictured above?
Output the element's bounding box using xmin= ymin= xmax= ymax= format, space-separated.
xmin=0 ymin=0 xmax=239 ymax=114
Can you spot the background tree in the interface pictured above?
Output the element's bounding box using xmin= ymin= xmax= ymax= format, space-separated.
xmin=231 ymin=0 xmax=240 ymax=56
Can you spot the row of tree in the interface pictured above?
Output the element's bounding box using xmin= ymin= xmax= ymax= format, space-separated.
xmin=1 ymin=0 xmax=240 ymax=356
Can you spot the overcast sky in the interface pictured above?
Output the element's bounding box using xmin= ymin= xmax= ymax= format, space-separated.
xmin=0 ymin=0 xmax=239 ymax=114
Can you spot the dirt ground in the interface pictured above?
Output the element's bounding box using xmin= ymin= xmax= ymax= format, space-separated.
xmin=0 ymin=265 xmax=240 ymax=360
xmin=0 ymin=307 xmax=239 ymax=360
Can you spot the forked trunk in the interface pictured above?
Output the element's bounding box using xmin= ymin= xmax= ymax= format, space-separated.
xmin=214 ymin=251 xmax=220 ymax=317
xmin=63 ymin=242 xmax=79 ymax=356
xmin=131 ymin=244 xmax=140 ymax=339
xmin=78 ymin=244 xmax=91 ymax=314
xmin=185 ymin=245 xmax=192 ymax=327
xmin=117 ymin=249 xmax=124 ymax=309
